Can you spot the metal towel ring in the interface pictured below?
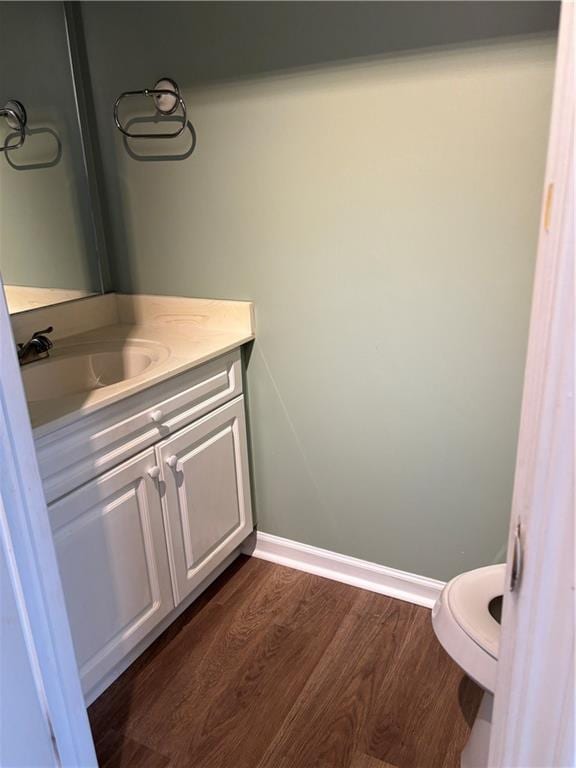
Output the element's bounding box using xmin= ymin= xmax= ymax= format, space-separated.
xmin=114 ymin=78 xmax=187 ymax=140
xmin=0 ymin=99 xmax=27 ymax=152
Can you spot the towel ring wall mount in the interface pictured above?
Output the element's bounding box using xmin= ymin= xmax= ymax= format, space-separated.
xmin=1 ymin=99 xmax=27 ymax=152
xmin=114 ymin=78 xmax=187 ymax=140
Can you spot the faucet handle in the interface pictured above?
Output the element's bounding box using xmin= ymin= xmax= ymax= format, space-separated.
xmin=32 ymin=326 xmax=53 ymax=337
xmin=32 ymin=327 xmax=54 ymax=351
xmin=17 ymin=325 xmax=54 ymax=364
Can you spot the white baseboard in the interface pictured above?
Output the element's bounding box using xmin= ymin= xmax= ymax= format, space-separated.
xmin=242 ymin=531 xmax=444 ymax=609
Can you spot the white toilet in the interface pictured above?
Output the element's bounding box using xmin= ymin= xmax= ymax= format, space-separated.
xmin=432 ymin=564 xmax=506 ymax=768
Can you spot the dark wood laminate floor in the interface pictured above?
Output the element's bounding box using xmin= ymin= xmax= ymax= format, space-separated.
xmin=88 ymin=556 xmax=481 ymax=768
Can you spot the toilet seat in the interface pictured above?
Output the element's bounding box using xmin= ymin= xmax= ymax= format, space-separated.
xmin=431 ymin=564 xmax=506 ymax=692
xmin=448 ymin=565 xmax=504 ymax=660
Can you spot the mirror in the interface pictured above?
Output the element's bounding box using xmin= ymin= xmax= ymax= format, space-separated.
xmin=0 ymin=1 xmax=107 ymax=314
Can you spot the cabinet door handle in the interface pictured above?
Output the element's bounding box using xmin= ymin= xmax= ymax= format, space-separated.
xmin=149 ymin=409 xmax=163 ymax=424
xmin=166 ymin=455 xmax=180 ymax=470
xmin=147 ymin=466 xmax=161 ymax=480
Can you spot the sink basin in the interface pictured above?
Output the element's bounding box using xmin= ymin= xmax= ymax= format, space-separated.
xmin=22 ymin=340 xmax=170 ymax=402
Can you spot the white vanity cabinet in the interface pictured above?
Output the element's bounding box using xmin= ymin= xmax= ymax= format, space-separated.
xmin=43 ymin=349 xmax=253 ymax=699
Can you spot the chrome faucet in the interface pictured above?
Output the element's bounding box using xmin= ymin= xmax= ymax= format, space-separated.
xmin=17 ymin=326 xmax=54 ymax=366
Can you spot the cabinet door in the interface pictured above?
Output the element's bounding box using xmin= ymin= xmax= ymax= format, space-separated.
xmin=49 ymin=448 xmax=173 ymax=695
xmin=159 ymin=396 xmax=253 ymax=604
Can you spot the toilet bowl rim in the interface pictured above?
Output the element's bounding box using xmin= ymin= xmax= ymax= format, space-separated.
xmin=444 ymin=564 xmax=505 ymax=660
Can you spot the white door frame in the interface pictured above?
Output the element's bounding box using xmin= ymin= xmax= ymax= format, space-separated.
xmin=489 ymin=2 xmax=574 ymax=765
xmin=0 ymin=280 xmax=97 ymax=766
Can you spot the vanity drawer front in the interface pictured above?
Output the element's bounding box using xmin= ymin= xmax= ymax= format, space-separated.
xmin=36 ymin=349 xmax=242 ymax=503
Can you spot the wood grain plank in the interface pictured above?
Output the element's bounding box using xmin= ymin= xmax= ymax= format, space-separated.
xmin=171 ymin=566 xmax=357 ymax=768
xmin=350 ymin=753 xmax=398 ymax=768
xmin=95 ymin=729 xmax=170 ymax=768
xmin=146 ymin=565 xmax=332 ymax=760
xmin=89 ymin=557 xmax=480 ymax=768
xmin=255 ymin=593 xmax=422 ymax=768
xmin=363 ymin=609 xmax=481 ymax=768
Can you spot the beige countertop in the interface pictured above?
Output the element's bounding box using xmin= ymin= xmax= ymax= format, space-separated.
xmin=14 ymin=294 xmax=254 ymax=436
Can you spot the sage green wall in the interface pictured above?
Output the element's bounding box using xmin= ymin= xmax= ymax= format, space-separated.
xmin=0 ymin=2 xmax=101 ymax=297
xmin=81 ymin=2 xmax=557 ymax=580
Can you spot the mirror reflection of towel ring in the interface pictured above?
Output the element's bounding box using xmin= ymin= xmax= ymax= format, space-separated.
xmin=4 ymin=127 xmax=63 ymax=170
xmin=1 ymin=99 xmax=27 ymax=152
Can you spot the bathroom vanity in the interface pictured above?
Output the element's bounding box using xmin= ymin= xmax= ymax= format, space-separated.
xmin=13 ymin=294 xmax=255 ymax=703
